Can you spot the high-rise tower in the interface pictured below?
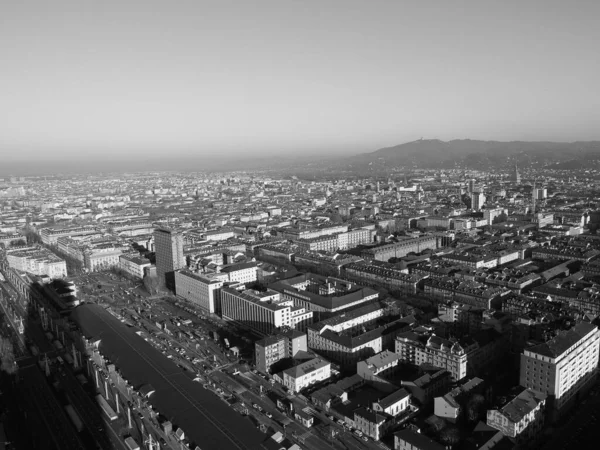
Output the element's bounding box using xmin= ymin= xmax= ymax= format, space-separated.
xmin=154 ymin=228 xmax=185 ymax=290
xmin=513 ymin=161 xmax=521 ymax=184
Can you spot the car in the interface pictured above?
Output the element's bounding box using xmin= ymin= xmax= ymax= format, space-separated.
xmin=266 ymin=412 xmax=273 ymax=418
xmin=337 ymin=420 xmax=344 ymax=425
xmin=362 ymin=436 xmax=368 ymax=442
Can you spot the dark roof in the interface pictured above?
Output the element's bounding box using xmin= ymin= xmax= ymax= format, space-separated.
xmin=70 ymin=304 xmax=269 ymax=450
xmin=526 ymin=322 xmax=598 ymax=358
xmin=394 ymin=429 xmax=445 ymax=450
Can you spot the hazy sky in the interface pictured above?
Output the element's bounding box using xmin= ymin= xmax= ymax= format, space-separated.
xmin=1 ymin=0 xmax=600 ymax=165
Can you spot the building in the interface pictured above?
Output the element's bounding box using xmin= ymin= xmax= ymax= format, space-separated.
xmin=6 ymin=246 xmax=67 ymax=279
xmin=519 ymin=321 xmax=599 ymax=420
xmin=174 ymin=270 xmax=228 ymax=314
xmin=83 ymin=243 xmax=125 ymax=272
xmin=344 ymin=263 xmax=424 ymax=295
xmin=394 ymin=429 xmax=445 ymax=450
xmin=486 ymin=388 xmax=546 ymax=446
xmin=40 ymin=226 xmax=98 ymax=245
xmin=271 ymin=273 xmax=379 ymax=314
xmin=255 ymin=330 xmax=308 ymax=374
xmin=154 ymin=228 xmax=185 ymax=288
xmin=220 ymin=287 xmax=312 ymax=336
xmin=396 ymin=328 xmax=507 ymax=382
xmin=512 ymin=162 xmax=521 ymax=184
xmin=373 ymin=388 xmax=411 ymax=418
xmin=357 ymin=350 xmax=401 ymax=382
xmin=433 ymin=377 xmax=484 ymax=423
xmin=219 ymin=261 xmax=258 ymax=284
xmin=353 ymin=407 xmax=391 ymax=441
xmin=361 ymin=236 xmax=438 ymax=262
xmin=118 ymin=254 xmax=152 ymax=279
xmin=472 ymin=192 xmax=485 ymax=212
xmin=281 ymin=357 xmax=331 ymax=393
xmin=307 ymin=303 xmax=411 ymax=368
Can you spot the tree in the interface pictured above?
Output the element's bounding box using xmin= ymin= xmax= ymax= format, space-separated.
xmin=0 ymin=337 xmax=17 ymax=375
xmin=143 ymin=275 xmax=160 ymax=295
xmin=466 ymin=393 xmax=486 ymax=423
xmin=440 ymin=426 xmax=461 ymax=446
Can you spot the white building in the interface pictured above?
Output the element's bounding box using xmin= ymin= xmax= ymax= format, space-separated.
xmin=219 ymin=262 xmax=258 ymax=284
xmin=220 ymin=288 xmax=312 ymax=336
xmin=282 ymin=357 xmax=331 ymax=393
xmin=174 ymin=270 xmax=228 ymax=314
xmin=119 ymin=254 xmax=152 ymax=279
xmin=5 ymin=247 xmax=67 ymax=279
xmin=487 ymin=388 xmax=546 ymax=444
xmin=519 ymin=322 xmax=599 ymax=420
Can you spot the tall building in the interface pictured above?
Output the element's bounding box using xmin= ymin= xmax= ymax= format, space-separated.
xmin=468 ymin=179 xmax=475 ymax=194
xmin=472 ymin=192 xmax=485 ymax=211
xmin=512 ymin=162 xmax=521 ymax=184
xmin=154 ymin=228 xmax=185 ymax=289
xmin=519 ymin=322 xmax=600 ymax=421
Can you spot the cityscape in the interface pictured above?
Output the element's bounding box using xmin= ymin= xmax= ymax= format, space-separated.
xmin=2 ymin=1 xmax=600 ymax=450
xmin=0 ymin=160 xmax=599 ymax=450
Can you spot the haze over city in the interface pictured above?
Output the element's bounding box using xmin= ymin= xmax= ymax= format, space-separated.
xmin=2 ymin=0 xmax=600 ymax=175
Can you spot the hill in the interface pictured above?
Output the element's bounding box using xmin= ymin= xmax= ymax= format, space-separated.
xmin=350 ymin=139 xmax=600 ymax=170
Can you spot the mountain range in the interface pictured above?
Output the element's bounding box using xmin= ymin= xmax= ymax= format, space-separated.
xmin=349 ymin=139 xmax=600 ymax=170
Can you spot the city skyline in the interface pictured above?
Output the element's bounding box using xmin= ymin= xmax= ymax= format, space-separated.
xmin=2 ymin=0 xmax=600 ymax=165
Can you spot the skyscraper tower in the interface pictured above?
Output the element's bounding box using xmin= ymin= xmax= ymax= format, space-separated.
xmin=513 ymin=161 xmax=521 ymax=184
xmin=154 ymin=228 xmax=185 ymax=290
xmin=531 ymin=179 xmax=537 ymax=214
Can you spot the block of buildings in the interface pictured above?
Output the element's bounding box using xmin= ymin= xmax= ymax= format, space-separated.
xmin=307 ymin=303 xmax=411 ymax=368
xmin=344 ymin=263 xmax=425 ymax=295
xmin=396 ymin=328 xmax=507 ymax=382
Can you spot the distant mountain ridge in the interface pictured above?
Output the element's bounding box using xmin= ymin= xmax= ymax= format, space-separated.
xmin=352 ymin=139 xmax=600 ymax=170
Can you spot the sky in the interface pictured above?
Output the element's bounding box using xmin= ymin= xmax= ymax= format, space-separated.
xmin=1 ymin=0 xmax=600 ymax=170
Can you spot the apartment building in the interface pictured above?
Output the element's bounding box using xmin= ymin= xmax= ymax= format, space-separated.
xmin=344 ymin=263 xmax=424 ymax=295
xmin=174 ymin=270 xmax=228 ymax=314
xmin=519 ymin=322 xmax=600 ymax=420
xmin=361 ymin=236 xmax=438 ymax=262
xmin=337 ymin=228 xmax=374 ymax=250
xmin=40 ymin=226 xmax=98 ymax=245
xmin=486 ymin=388 xmax=546 ymax=445
xmin=255 ymin=330 xmax=308 ymax=374
xmin=423 ymin=278 xmax=508 ymax=309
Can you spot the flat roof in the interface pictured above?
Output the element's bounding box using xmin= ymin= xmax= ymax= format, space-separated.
xmin=70 ymin=304 xmax=270 ymax=450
